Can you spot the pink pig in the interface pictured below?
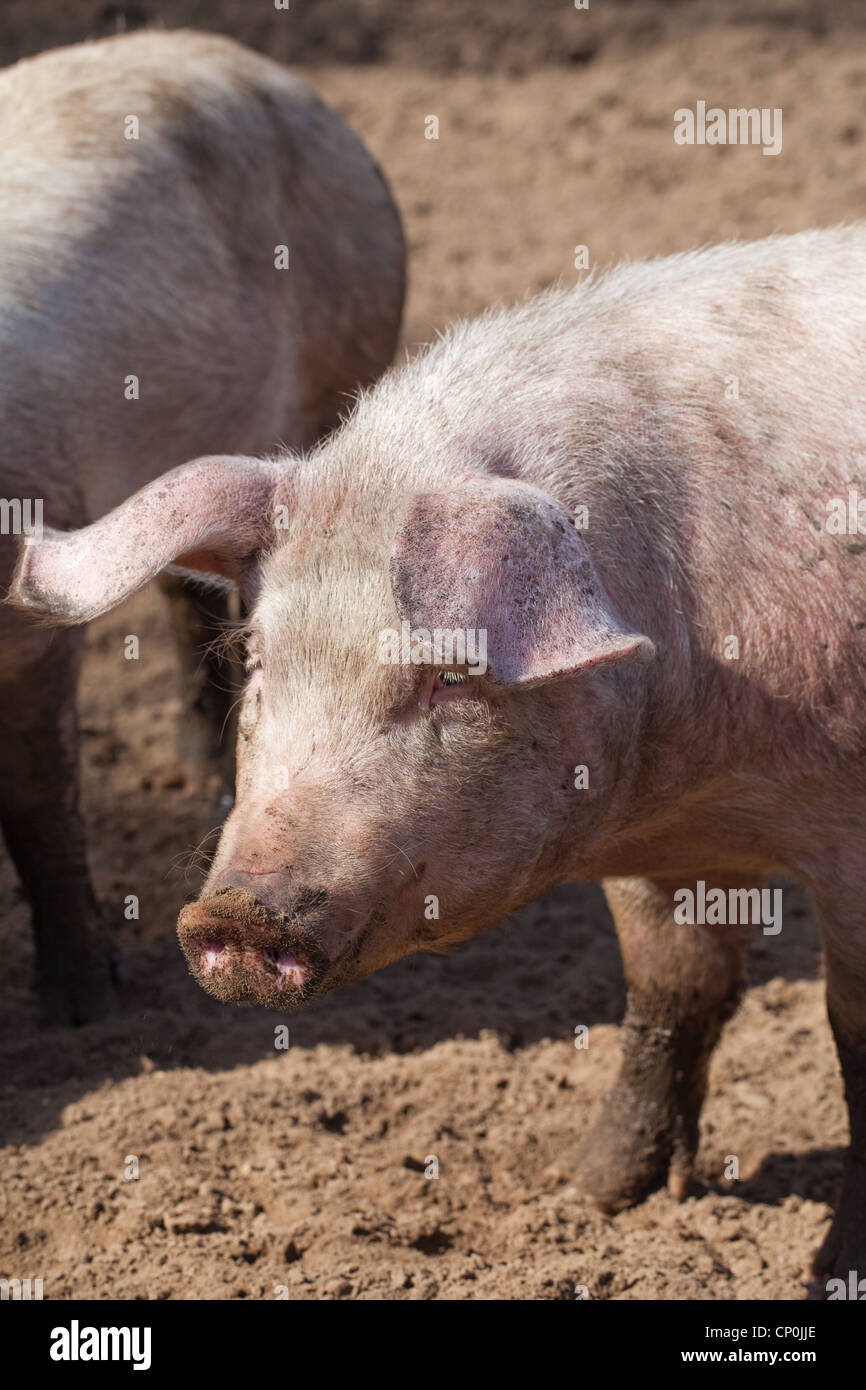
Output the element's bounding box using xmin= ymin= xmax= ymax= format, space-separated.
xmin=0 ymin=28 xmax=404 ymax=1022
xmin=12 ymin=226 xmax=866 ymax=1284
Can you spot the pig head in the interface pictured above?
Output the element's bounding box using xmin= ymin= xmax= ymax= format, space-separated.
xmin=11 ymin=452 xmax=654 ymax=1007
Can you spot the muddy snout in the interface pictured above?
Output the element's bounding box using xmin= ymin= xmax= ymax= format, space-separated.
xmin=177 ymin=886 xmax=331 ymax=1006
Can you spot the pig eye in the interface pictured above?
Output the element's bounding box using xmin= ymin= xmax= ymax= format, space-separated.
xmin=430 ymin=670 xmax=469 ymax=706
xmin=244 ymin=654 xmax=263 ymax=676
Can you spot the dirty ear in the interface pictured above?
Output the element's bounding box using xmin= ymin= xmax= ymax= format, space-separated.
xmin=389 ymin=477 xmax=654 ymax=686
xmin=9 ymin=454 xmax=282 ymax=625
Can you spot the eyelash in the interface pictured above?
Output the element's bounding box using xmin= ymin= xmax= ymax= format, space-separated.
xmin=241 ymin=658 xmax=471 ymax=711
xmin=429 ymin=669 xmax=470 ymax=706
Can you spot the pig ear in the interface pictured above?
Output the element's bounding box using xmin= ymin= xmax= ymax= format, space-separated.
xmin=389 ymin=477 xmax=654 ymax=686
xmin=9 ymin=454 xmax=281 ymax=625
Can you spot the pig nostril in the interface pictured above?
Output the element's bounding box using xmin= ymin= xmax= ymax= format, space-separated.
xmin=183 ymin=922 xmax=318 ymax=999
xmin=262 ymin=947 xmax=307 ymax=988
xmin=200 ymin=939 xmax=226 ymax=976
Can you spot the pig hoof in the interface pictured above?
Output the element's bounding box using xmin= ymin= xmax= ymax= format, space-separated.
xmin=38 ymin=959 xmax=114 ymax=1026
xmin=803 ymin=1260 xmax=865 ymax=1300
xmin=808 ymin=1158 xmax=866 ymax=1295
xmin=109 ymin=949 xmax=126 ymax=986
xmin=580 ymin=1111 xmax=674 ymax=1212
xmin=807 ymin=1235 xmax=866 ymax=1296
xmin=667 ymin=1168 xmax=692 ymax=1203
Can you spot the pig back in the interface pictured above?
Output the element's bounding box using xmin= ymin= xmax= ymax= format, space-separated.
xmin=0 ymin=30 xmax=405 ymax=520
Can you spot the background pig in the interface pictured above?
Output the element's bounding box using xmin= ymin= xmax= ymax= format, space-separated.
xmin=0 ymin=28 xmax=405 ymax=1022
xmin=12 ymin=225 xmax=866 ymax=1282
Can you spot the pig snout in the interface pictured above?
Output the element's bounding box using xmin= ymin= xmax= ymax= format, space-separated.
xmin=177 ymin=885 xmax=333 ymax=1006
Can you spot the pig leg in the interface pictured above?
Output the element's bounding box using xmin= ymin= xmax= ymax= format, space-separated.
xmin=582 ymin=874 xmax=753 ymax=1211
xmin=157 ymin=573 xmax=241 ymax=802
xmin=0 ymin=627 xmax=111 ymax=1023
xmin=809 ymin=875 xmax=866 ymax=1284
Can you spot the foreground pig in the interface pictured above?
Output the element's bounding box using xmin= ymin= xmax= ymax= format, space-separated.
xmin=0 ymin=30 xmax=405 ymax=1021
xmin=11 ymin=226 xmax=866 ymax=1281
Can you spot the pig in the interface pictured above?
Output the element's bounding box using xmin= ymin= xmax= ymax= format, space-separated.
xmin=0 ymin=29 xmax=405 ymax=1022
xmin=11 ymin=225 xmax=866 ymax=1284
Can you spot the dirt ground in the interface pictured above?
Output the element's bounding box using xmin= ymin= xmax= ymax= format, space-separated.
xmin=1 ymin=1 xmax=865 ymax=1301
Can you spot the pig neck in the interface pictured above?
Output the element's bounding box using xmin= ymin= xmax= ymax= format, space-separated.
xmin=534 ymin=451 xmax=849 ymax=883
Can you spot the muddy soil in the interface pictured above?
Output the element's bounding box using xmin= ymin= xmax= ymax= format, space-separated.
xmin=1 ymin=1 xmax=863 ymax=1299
